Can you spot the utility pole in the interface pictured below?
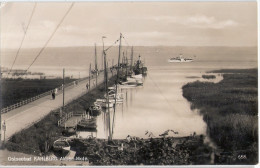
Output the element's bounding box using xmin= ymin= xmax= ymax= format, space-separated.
xmin=63 ymin=68 xmax=65 ymax=110
xmin=89 ymin=63 xmax=91 ymax=90
xmin=112 ymin=59 xmax=114 ymax=76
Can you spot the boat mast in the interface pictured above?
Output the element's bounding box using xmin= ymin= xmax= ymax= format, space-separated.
xmin=103 ymin=46 xmax=111 ymax=141
xmin=125 ymin=51 xmax=128 ymax=78
xmin=95 ymin=43 xmax=98 ymax=87
xmin=130 ymin=46 xmax=133 ymax=73
xmin=111 ymin=33 xmax=122 ymax=138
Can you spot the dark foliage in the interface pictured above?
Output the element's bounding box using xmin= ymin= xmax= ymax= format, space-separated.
xmin=1 ymin=78 xmax=74 ymax=108
xmin=202 ymin=75 xmax=216 ymax=79
xmin=71 ymin=135 xmax=212 ymax=165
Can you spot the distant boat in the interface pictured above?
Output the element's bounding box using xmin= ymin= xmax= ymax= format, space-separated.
xmin=168 ymin=54 xmax=193 ymax=63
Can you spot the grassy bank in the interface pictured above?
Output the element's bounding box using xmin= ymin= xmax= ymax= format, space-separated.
xmin=1 ymin=78 xmax=74 ymax=108
xmin=182 ymin=68 xmax=258 ymax=164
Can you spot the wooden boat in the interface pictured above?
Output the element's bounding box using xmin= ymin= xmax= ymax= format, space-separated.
xmin=99 ymin=101 xmax=114 ymax=109
xmin=96 ymin=98 xmax=123 ymax=104
xmin=95 ymin=99 xmax=114 ymax=108
xmin=87 ymin=104 xmax=102 ymax=116
xmin=53 ymin=138 xmax=70 ymax=152
xmin=62 ymin=127 xmax=76 ymax=136
xmin=77 ymin=118 xmax=97 ymax=129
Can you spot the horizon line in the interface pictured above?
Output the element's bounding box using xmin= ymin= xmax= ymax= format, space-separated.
xmin=1 ymin=45 xmax=258 ymax=49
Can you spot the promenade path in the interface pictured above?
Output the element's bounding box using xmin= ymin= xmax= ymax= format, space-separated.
xmin=1 ymin=71 xmax=113 ymax=141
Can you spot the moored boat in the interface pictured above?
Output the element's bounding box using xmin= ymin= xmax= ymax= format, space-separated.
xmin=53 ymin=138 xmax=71 ymax=152
xmin=77 ymin=117 xmax=97 ymax=129
xmin=87 ymin=103 xmax=102 ymax=116
xmin=133 ymin=55 xmax=147 ymax=75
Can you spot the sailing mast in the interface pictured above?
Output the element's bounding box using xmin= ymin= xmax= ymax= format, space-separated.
xmin=103 ymin=48 xmax=111 ymax=141
xmin=126 ymin=55 xmax=128 ymax=78
xmin=130 ymin=46 xmax=133 ymax=74
xmin=111 ymin=33 xmax=122 ymax=138
xmin=95 ymin=43 xmax=98 ymax=87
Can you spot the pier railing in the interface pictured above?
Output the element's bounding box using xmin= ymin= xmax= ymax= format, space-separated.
xmin=57 ymin=111 xmax=85 ymax=127
xmin=1 ymin=77 xmax=89 ymax=114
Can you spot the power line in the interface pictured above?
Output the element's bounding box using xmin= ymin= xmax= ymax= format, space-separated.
xmin=25 ymin=2 xmax=75 ymax=72
xmin=7 ymin=3 xmax=37 ymax=77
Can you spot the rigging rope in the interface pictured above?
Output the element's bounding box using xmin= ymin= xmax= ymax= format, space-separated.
xmin=7 ymin=3 xmax=37 ymax=77
xmin=122 ymin=34 xmax=133 ymax=60
xmin=104 ymin=38 xmax=120 ymax=52
xmin=25 ymin=2 xmax=75 ymax=72
xmin=122 ymin=35 xmax=130 ymax=47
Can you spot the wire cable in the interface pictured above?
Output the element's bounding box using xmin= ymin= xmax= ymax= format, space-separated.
xmin=7 ymin=3 xmax=37 ymax=77
xmin=25 ymin=2 xmax=75 ymax=72
xmin=122 ymin=35 xmax=130 ymax=47
xmin=105 ymin=38 xmax=120 ymax=52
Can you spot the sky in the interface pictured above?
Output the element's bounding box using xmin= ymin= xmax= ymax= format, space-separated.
xmin=0 ymin=1 xmax=257 ymax=48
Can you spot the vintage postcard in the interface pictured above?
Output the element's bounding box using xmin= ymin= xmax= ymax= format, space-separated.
xmin=0 ymin=1 xmax=258 ymax=167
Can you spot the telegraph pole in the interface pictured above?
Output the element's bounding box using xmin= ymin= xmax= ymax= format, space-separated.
xmin=112 ymin=59 xmax=114 ymax=76
xmin=89 ymin=63 xmax=91 ymax=89
xmin=63 ymin=68 xmax=65 ymax=110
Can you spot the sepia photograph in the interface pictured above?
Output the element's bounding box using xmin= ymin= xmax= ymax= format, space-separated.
xmin=0 ymin=1 xmax=258 ymax=166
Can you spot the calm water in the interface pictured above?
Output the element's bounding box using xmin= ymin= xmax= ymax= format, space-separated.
xmin=78 ymin=61 xmax=257 ymax=139
xmin=2 ymin=46 xmax=257 ymax=139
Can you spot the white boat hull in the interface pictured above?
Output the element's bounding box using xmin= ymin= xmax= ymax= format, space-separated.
xmin=168 ymin=59 xmax=193 ymax=63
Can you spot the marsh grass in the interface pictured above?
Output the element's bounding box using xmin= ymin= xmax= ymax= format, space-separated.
xmin=202 ymin=75 xmax=216 ymax=79
xmin=182 ymin=68 xmax=258 ymax=164
xmin=1 ymin=78 xmax=74 ymax=108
